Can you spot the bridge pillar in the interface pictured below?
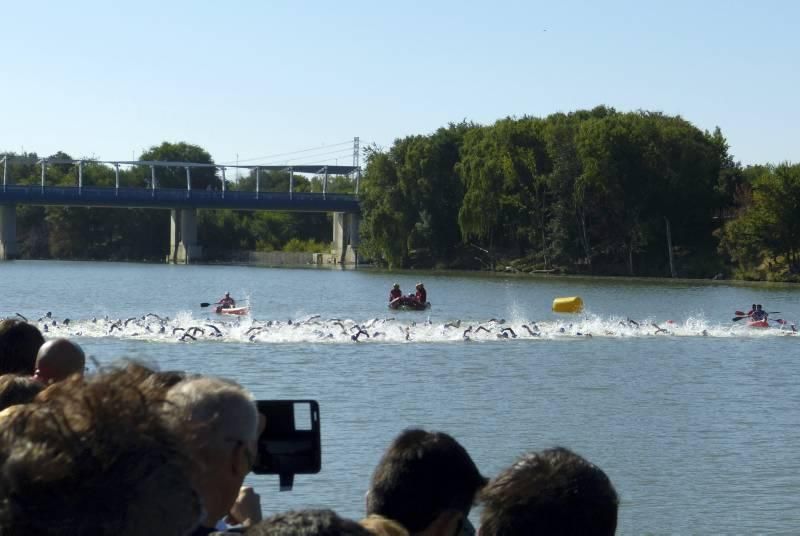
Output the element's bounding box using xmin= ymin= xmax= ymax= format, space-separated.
xmin=167 ymin=209 xmax=203 ymax=264
xmin=332 ymin=212 xmax=360 ymax=265
xmin=0 ymin=205 xmax=18 ymax=261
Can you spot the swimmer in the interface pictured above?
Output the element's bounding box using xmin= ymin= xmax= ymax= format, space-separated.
xmin=205 ymin=324 xmax=223 ymax=336
xmin=501 ymin=327 xmax=517 ymax=338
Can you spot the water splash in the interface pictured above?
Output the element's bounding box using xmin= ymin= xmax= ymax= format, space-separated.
xmin=30 ymin=311 xmax=798 ymax=345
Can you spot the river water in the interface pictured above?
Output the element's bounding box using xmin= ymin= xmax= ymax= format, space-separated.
xmin=2 ymin=260 xmax=799 ymax=534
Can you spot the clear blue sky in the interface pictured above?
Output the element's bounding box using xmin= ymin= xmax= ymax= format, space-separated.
xmin=1 ymin=0 xmax=797 ymax=167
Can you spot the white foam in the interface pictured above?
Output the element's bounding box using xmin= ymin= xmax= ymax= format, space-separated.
xmin=35 ymin=312 xmax=798 ymax=345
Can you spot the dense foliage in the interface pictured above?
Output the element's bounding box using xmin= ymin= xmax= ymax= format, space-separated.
xmin=4 ymin=108 xmax=798 ymax=281
xmin=360 ymin=107 xmax=797 ymax=280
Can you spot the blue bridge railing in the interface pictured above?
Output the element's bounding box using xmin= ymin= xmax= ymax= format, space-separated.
xmin=0 ymin=185 xmax=360 ymax=213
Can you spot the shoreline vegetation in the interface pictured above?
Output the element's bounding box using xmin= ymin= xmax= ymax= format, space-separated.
xmin=4 ymin=106 xmax=799 ymax=283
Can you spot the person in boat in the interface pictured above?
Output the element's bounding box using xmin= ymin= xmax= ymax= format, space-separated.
xmin=217 ymin=292 xmax=236 ymax=309
xmin=752 ymin=304 xmax=768 ymax=322
xmin=412 ymin=282 xmax=427 ymax=306
xmin=747 ymin=304 xmax=757 ymax=317
xmin=389 ymin=283 xmax=403 ymax=304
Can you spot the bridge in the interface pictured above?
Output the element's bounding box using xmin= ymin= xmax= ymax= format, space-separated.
xmin=0 ymin=156 xmax=362 ymax=264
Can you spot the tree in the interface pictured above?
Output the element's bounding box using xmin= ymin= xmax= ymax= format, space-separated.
xmin=720 ymin=164 xmax=800 ymax=277
xmin=135 ymin=142 xmax=217 ymax=190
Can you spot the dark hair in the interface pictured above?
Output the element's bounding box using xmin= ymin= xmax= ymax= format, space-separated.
xmin=0 ymin=374 xmax=44 ymax=410
xmin=479 ymin=447 xmax=618 ymax=536
xmin=0 ymin=319 xmax=44 ymax=375
xmin=0 ymin=365 xmax=201 ymax=535
xmin=245 ymin=509 xmax=371 ymax=536
xmin=367 ymin=428 xmax=486 ymax=532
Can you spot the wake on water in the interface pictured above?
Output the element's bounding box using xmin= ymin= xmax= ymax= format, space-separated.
xmin=20 ymin=310 xmax=799 ymax=345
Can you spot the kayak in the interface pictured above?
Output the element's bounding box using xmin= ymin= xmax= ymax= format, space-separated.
xmin=389 ymin=301 xmax=431 ymax=311
xmin=215 ymin=305 xmax=250 ymax=316
xmin=747 ymin=320 xmax=769 ymax=328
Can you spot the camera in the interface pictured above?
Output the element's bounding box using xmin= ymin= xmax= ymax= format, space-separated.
xmin=252 ymin=400 xmax=321 ymax=491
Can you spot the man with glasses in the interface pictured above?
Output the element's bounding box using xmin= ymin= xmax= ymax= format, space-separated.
xmin=165 ymin=376 xmax=263 ymax=535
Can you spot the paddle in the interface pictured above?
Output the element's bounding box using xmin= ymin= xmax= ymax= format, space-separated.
xmin=732 ymin=316 xmax=747 ymax=322
xmin=200 ymin=302 xmax=212 ymax=308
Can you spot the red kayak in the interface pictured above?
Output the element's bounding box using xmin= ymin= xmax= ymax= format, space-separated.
xmin=215 ymin=305 xmax=250 ymax=316
xmin=747 ymin=320 xmax=769 ymax=328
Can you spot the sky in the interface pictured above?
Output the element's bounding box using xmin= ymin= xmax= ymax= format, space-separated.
xmin=1 ymin=0 xmax=797 ymax=167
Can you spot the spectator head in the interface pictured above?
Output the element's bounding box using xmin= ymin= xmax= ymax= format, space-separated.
xmin=246 ymin=509 xmax=372 ymax=536
xmin=366 ymin=428 xmax=487 ymax=535
xmin=0 ymin=319 xmax=45 ymax=375
xmin=0 ymin=366 xmax=201 ymax=535
xmin=164 ymin=376 xmax=260 ymax=529
xmin=0 ymin=374 xmax=44 ymax=411
xmin=479 ymin=447 xmax=618 ymax=536
xmin=33 ymin=337 xmax=86 ymax=384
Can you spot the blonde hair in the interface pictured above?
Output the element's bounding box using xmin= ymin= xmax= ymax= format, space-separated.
xmin=359 ymin=515 xmax=409 ymax=536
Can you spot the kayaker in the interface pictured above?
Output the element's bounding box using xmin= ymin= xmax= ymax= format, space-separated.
xmin=217 ymin=292 xmax=236 ymax=309
xmin=389 ymin=283 xmax=402 ymax=304
xmin=413 ymin=282 xmax=427 ymax=306
xmin=752 ymin=304 xmax=767 ymax=322
xmin=747 ymin=304 xmax=757 ymax=317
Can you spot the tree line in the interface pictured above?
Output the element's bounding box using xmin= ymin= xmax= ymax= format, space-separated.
xmin=2 ymin=142 xmax=354 ymax=261
xmin=4 ymin=109 xmax=799 ymax=281
xmin=358 ymin=106 xmax=800 ymax=281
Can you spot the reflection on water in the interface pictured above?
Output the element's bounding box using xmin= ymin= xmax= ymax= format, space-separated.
xmin=3 ymin=261 xmax=800 ymax=533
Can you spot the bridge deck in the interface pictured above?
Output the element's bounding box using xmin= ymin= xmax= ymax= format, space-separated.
xmin=0 ymin=185 xmax=360 ymax=213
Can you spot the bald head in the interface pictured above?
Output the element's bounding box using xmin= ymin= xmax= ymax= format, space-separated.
xmin=34 ymin=338 xmax=85 ymax=384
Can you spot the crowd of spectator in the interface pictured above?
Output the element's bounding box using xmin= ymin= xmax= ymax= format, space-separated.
xmin=0 ymin=317 xmax=619 ymax=535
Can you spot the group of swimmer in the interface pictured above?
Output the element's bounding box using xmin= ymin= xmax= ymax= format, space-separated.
xmin=388 ymin=282 xmax=427 ymax=308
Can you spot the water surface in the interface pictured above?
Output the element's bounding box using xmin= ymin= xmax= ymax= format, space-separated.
xmin=3 ymin=261 xmax=799 ymax=534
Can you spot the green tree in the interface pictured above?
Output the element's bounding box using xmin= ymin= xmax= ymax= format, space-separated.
xmin=135 ymin=142 xmax=218 ymax=190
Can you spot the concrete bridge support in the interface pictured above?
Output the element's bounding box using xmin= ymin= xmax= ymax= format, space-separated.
xmin=167 ymin=208 xmax=203 ymax=264
xmin=332 ymin=212 xmax=360 ymax=265
xmin=0 ymin=205 xmax=18 ymax=260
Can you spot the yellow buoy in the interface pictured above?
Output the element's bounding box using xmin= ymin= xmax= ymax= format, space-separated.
xmin=552 ymin=296 xmax=584 ymax=313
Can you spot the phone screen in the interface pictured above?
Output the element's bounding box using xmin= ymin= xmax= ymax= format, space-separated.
xmin=252 ymin=400 xmax=321 ymax=485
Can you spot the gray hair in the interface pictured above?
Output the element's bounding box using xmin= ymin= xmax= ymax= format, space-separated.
xmin=165 ymin=376 xmax=258 ymax=450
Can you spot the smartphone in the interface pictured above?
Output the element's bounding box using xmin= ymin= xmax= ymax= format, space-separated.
xmin=252 ymin=400 xmax=321 ymax=491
